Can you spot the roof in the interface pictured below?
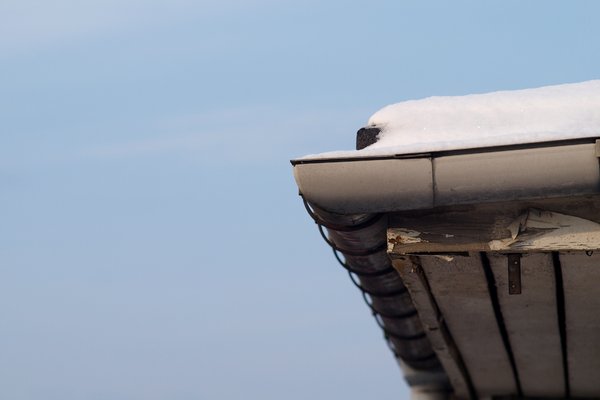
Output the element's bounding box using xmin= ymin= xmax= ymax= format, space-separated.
xmin=292 ymin=82 xmax=600 ymax=399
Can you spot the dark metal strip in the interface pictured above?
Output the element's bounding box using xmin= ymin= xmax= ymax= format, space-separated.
xmin=291 ymin=137 xmax=599 ymax=165
xmin=508 ymin=254 xmax=522 ymax=295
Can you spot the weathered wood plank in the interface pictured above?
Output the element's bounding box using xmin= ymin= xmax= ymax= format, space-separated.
xmin=489 ymin=210 xmax=600 ymax=252
xmin=388 ymin=204 xmax=600 ymax=254
xmin=392 ymin=257 xmax=470 ymax=399
xmin=488 ymin=253 xmax=564 ymax=397
xmin=560 ymin=251 xmax=600 ymax=398
xmin=420 ymin=255 xmax=516 ymax=397
xmin=389 ymin=195 xmax=600 ymax=228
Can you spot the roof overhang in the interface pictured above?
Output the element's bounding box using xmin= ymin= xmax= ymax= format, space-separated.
xmin=293 ymin=137 xmax=600 ymax=399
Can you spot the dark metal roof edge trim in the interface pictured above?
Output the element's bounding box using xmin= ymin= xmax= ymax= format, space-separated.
xmin=290 ymin=136 xmax=600 ymax=166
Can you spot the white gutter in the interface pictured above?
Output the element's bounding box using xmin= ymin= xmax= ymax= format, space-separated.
xmin=292 ymin=138 xmax=600 ymax=215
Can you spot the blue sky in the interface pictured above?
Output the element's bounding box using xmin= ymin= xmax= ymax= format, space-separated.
xmin=2 ymin=1 xmax=600 ymax=399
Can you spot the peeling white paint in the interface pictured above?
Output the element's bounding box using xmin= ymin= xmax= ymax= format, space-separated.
xmin=393 ymin=229 xmax=425 ymax=243
xmin=489 ymin=209 xmax=600 ymax=251
xmin=387 ymin=229 xmax=425 ymax=252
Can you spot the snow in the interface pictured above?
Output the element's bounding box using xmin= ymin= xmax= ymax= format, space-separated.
xmin=301 ymin=80 xmax=600 ymax=160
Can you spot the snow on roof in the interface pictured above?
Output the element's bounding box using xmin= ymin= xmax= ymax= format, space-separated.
xmin=301 ymin=80 xmax=600 ymax=160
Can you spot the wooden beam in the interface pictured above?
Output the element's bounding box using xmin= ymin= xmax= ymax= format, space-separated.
xmin=388 ymin=197 xmax=600 ymax=255
xmin=392 ymin=256 xmax=471 ymax=399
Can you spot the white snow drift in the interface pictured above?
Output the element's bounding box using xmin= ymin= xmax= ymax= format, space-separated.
xmin=301 ymin=80 xmax=600 ymax=160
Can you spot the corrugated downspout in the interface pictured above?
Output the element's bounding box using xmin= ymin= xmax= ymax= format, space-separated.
xmin=302 ymin=198 xmax=442 ymax=371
